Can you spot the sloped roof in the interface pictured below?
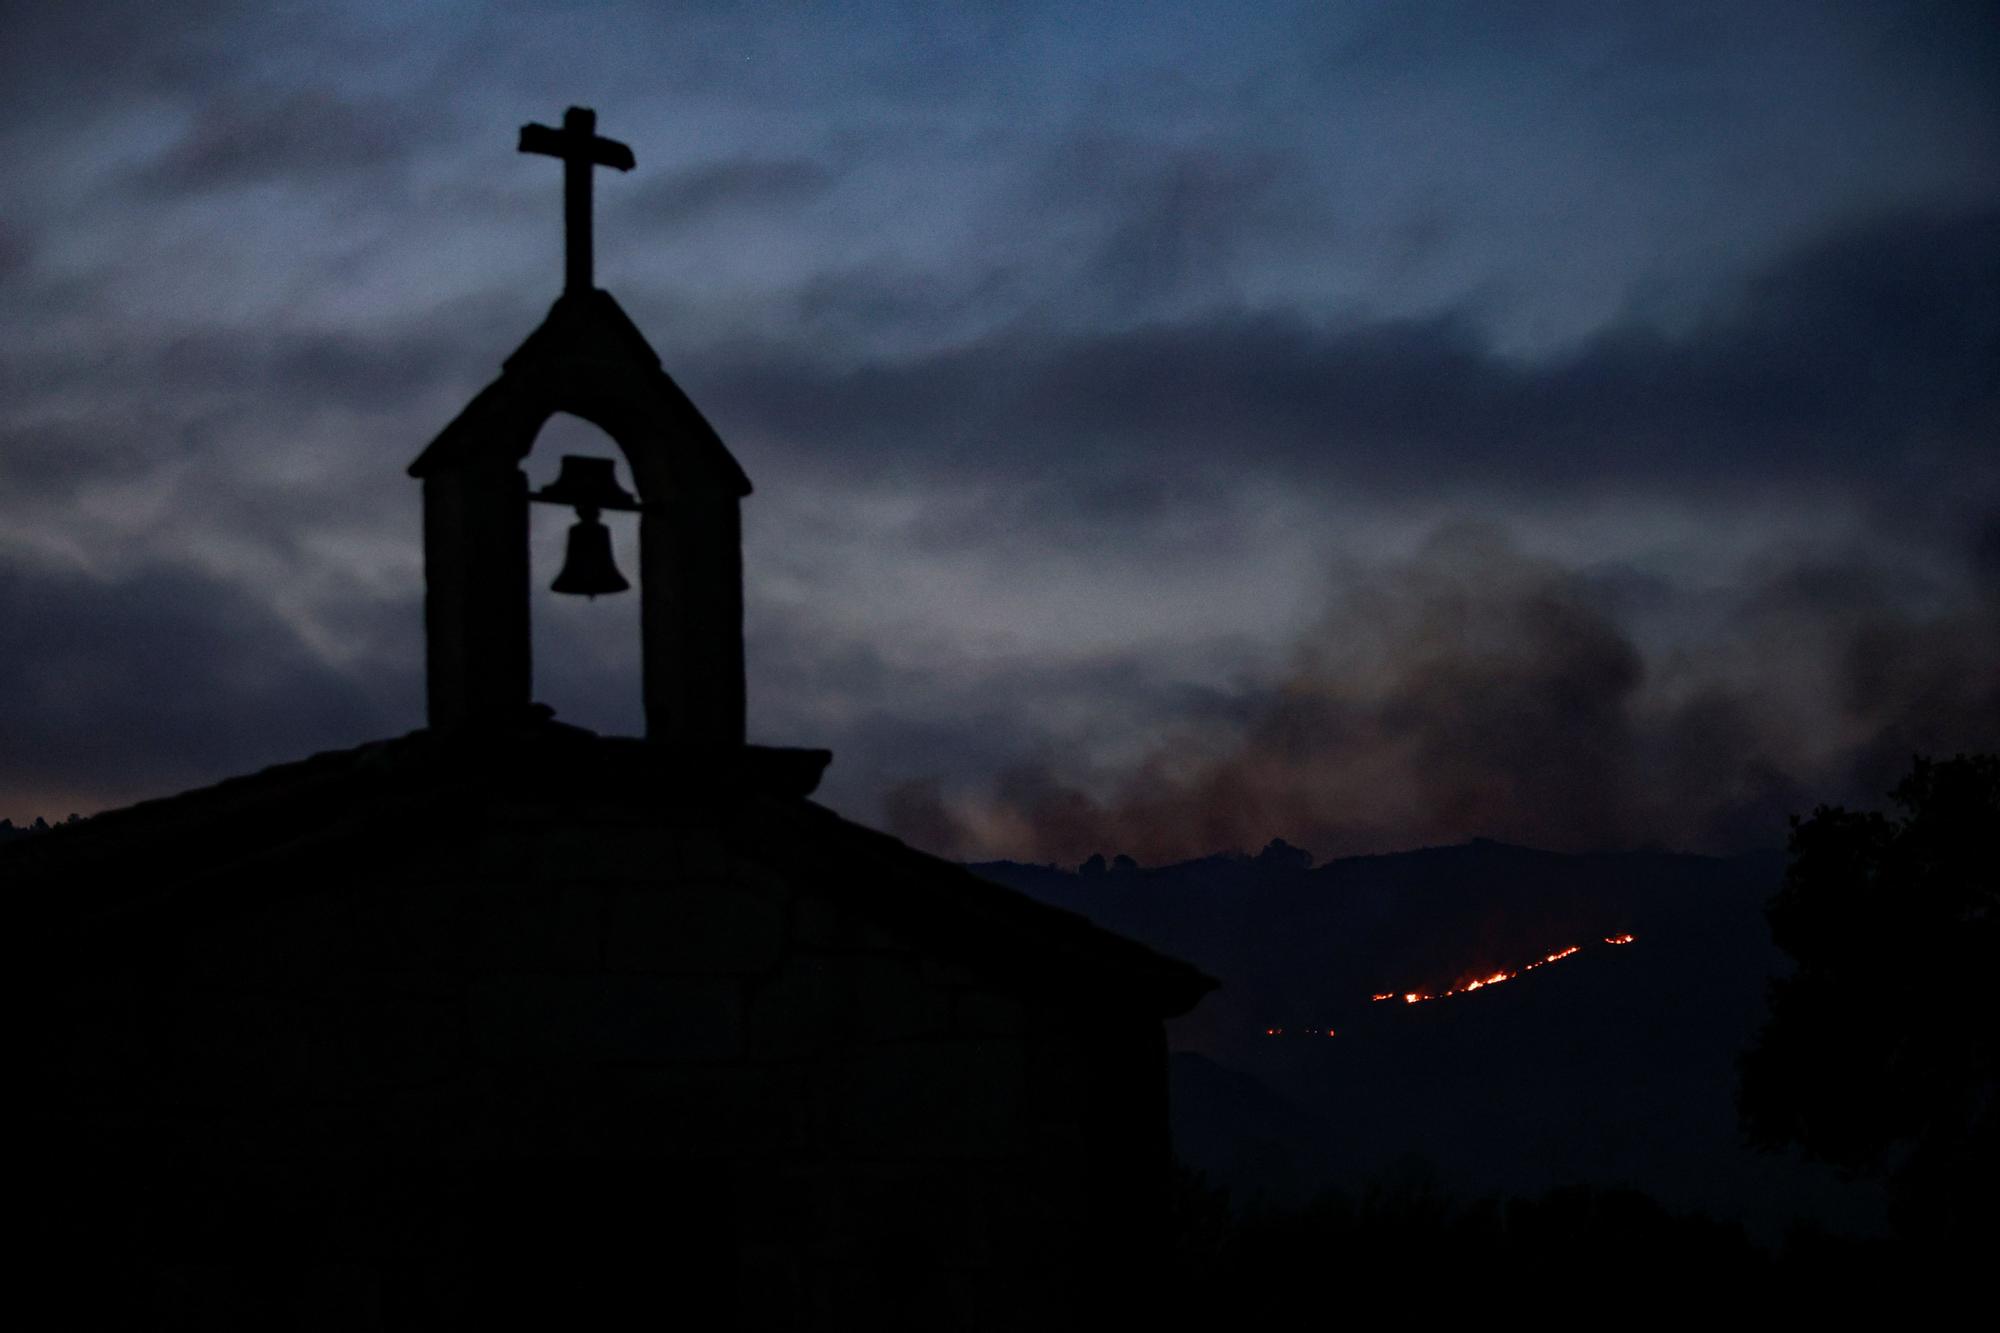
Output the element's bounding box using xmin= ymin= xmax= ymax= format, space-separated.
xmin=7 ymin=713 xmax=1214 ymax=1019
xmin=408 ymin=289 xmax=752 ymax=497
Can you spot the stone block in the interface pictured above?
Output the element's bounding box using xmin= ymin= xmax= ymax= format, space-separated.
xmin=176 ymin=891 xmax=352 ymax=984
xmin=678 ymin=831 xmax=731 ymax=881
xmin=1021 ymin=1035 xmax=1092 ymax=1124
xmin=465 ymin=973 xmax=744 ymax=1062
xmin=723 ymin=859 xmax=794 ymax=894
xmin=373 ymin=1067 xmax=524 ymax=1157
xmin=743 ymin=954 xmax=847 ymax=1057
xmin=603 ymin=882 xmax=787 ymax=975
xmin=730 ymin=1167 xmax=821 ymax=1247
xmin=457 ymin=879 xmax=601 ymax=971
xmin=851 ymin=918 xmax=902 ymax=952
xmin=746 ymin=950 xmax=954 ymax=1052
xmin=735 ymin=1242 xmax=807 ymax=1328
xmin=305 ymin=975 xmax=469 ymax=1093
xmin=580 ymin=1061 xmax=811 ymax=1157
xmin=847 ymin=954 xmax=952 ymax=1043
xmin=472 ymin=826 xmax=548 ymax=879
xmin=921 ymin=957 xmax=979 ymax=988
xmin=790 ymin=893 xmax=904 ymax=953
xmin=523 ymin=823 xmax=685 ymax=882
xmin=952 ymin=990 xmax=1026 ymax=1037
xmin=826 ymin=1161 xmax=992 ymax=1262
xmin=166 ymin=985 xmax=311 ymax=1103
xmin=347 ymin=882 xmax=469 ymax=972
xmin=832 ymin=1040 xmax=1026 ymax=1159
xmin=42 ymin=969 xmax=156 ymax=1078
xmin=789 ymin=894 xmax=843 ymax=949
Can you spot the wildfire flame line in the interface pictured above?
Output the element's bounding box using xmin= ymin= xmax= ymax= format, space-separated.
xmin=1262 ymin=934 xmax=1638 ymax=1034
xmin=1368 ymin=935 xmax=1632 ymax=1006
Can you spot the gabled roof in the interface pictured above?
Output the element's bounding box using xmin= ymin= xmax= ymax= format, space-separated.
xmin=7 ymin=714 xmax=1215 ymax=1020
xmin=408 ymin=289 xmax=752 ymax=498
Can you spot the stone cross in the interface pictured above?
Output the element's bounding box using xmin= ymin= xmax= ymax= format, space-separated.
xmin=518 ymin=106 xmax=635 ymax=294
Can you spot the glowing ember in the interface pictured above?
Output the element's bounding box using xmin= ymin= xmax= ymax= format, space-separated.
xmin=1261 ymin=935 xmax=1636 ymax=1033
xmin=1377 ymin=936 xmax=1631 ymax=1006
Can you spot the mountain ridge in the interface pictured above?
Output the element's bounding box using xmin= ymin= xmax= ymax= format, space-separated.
xmin=973 ymin=837 xmax=1876 ymax=1239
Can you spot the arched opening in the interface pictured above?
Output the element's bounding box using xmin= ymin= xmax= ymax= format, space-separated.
xmin=525 ymin=412 xmax=645 ymax=736
xmin=410 ymin=305 xmax=750 ymax=744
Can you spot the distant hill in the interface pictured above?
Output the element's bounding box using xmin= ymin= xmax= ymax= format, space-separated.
xmin=974 ymin=839 xmax=1884 ymax=1240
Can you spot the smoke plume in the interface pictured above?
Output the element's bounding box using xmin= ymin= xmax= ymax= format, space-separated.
xmin=887 ymin=522 xmax=2000 ymax=863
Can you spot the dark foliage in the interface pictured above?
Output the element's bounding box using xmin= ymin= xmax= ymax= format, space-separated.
xmin=1163 ymin=1163 xmax=1944 ymax=1322
xmin=0 ymin=812 xmax=81 ymax=840
xmin=1739 ymin=754 xmax=1998 ymax=1251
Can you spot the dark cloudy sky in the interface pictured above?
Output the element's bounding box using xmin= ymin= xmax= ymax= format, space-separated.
xmin=2 ymin=1 xmax=1994 ymax=860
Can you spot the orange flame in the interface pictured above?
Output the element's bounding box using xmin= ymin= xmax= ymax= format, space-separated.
xmin=1263 ymin=936 xmax=1638 ymax=1033
xmin=1382 ymin=937 xmax=1630 ymax=1006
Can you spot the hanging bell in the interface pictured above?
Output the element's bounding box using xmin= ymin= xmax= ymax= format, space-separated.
xmin=534 ymin=454 xmax=639 ymax=511
xmin=551 ymin=512 xmax=630 ymax=598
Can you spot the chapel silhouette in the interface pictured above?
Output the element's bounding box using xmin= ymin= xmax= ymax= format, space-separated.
xmin=14 ymin=107 xmax=1213 ymax=1329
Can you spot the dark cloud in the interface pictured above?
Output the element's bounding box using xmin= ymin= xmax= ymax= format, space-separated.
xmin=153 ymin=321 xmax=477 ymax=418
xmin=742 ymin=606 xmax=1258 ymax=825
xmin=1 ymin=3 xmax=1991 ymax=856
xmin=885 ymin=523 xmax=2000 ymax=862
xmin=135 ymin=86 xmax=428 ymax=195
xmin=622 ymin=157 xmax=838 ymax=227
xmin=0 ymin=560 xmax=416 ymax=814
xmin=0 ymin=415 xmax=153 ymax=496
xmin=0 ymin=306 xmax=500 ymax=583
xmin=1028 ymin=134 xmax=1309 ymax=319
xmin=0 ymin=295 xmax=520 ymax=522
xmin=0 ymin=219 xmax=30 ymax=281
xmin=879 ymin=777 xmax=972 ymax=861
xmin=790 ymin=263 xmax=1028 ymax=350
xmin=0 ymin=0 xmax=244 ymax=107
xmin=745 ymin=627 xmax=1085 ymax=812
xmin=692 ymin=208 xmax=2000 ymax=531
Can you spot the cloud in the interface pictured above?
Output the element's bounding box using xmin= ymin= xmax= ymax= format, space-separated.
xmin=0 ymin=560 xmax=416 ymax=816
xmin=689 ymin=207 xmax=2000 ymax=534
xmin=1024 ymin=133 xmax=1315 ymax=322
xmin=133 ymin=85 xmax=433 ymax=196
xmin=623 ymin=157 xmax=838 ymax=228
xmin=0 ymin=304 xmax=498 ymax=589
xmin=0 ymin=219 xmax=30 ymax=280
xmin=0 ymin=8 xmax=1990 ymax=857
xmin=741 ymin=598 xmax=1263 ymax=820
xmin=884 ymin=522 xmax=2000 ymax=862
xmin=150 ymin=321 xmax=476 ymax=419
xmin=0 ymin=1 xmax=245 ymax=107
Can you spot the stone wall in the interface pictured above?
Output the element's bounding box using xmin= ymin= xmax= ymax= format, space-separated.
xmin=28 ymin=799 xmax=1170 ymax=1327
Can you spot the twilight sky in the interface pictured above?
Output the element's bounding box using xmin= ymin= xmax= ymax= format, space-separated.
xmin=2 ymin=1 xmax=1995 ymax=861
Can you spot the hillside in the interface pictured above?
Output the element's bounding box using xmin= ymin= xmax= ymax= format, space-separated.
xmin=975 ymin=840 xmax=1884 ymax=1238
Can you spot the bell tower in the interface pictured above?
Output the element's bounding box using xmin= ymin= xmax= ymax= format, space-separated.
xmin=408 ymin=107 xmax=753 ymax=748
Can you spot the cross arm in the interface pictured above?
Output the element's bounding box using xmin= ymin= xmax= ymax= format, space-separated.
xmin=518 ymin=121 xmax=635 ymax=171
xmin=592 ymin=137 xmax=636 ymax=171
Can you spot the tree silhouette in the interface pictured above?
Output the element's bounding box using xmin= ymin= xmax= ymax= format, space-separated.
xmin=1740 ymin=753 xmax=1998 ymax=1252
